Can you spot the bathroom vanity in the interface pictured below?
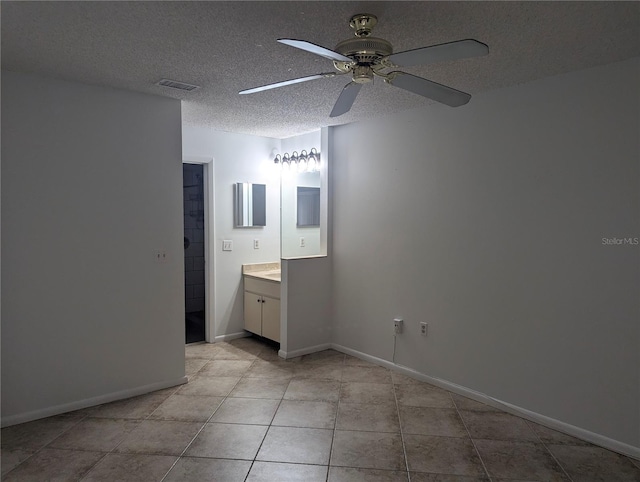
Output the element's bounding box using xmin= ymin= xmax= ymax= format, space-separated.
xmin=242 ymin=263 xmax=281 ymax=342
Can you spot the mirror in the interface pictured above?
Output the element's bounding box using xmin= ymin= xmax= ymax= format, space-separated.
xmin=281 ymin=171 xmax=321 ymax=257
xmin=234 ymin=182 xmax=266 ymax=227
xmin=297 ymin=187 xmax=320 ymax=227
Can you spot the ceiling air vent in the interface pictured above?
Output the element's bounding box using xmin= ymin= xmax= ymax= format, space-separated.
xmin=156 ymin=79 xmax=200 ymax=92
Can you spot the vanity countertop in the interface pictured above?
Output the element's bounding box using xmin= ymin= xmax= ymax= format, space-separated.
xmin=242 ymin=262 xmax=281 ymax=283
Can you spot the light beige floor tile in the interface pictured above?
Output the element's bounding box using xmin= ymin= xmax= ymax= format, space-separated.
xmin=185 ymin=342 xmax=223 ymax=359
xmin=547 ymin=443 xmax=640 ymax=481
xmin=209 ymin=397 xmax=279 ymax=425
xmin=331 ymin=430 xmax=406 ymax=470
xmin=114 ymin=420 xmax=203 ymax=456
xmin=185 ymin=423 xmax=267 ymax=460
xmin=244 ymin=360 xmax=295 ymax=379
xmin=526 ymin=421 xmax=591 ymax=446
xmin=410 ymin=473 xmax=489 ymax=481
xmin=213 ymin=345 xmax=259 ymax=360
xmin=340 ymin=381 xmax=395 ymax=404
xmin=82 ymin=453 xmax=177 ymax=481
xmin=475 ymin=439 xmax=568 ymax=480
xmin=329 ymin=467 xmax=409 ymax=481
xmin=342 ymin=366 xmax=393 ymax=384
xmin=229 ymin=377 xmax=290 ymax=399
xmin=256 ymin=426 xmax=333 ymax=465
xmin=404 ymin=434 xmax=486 ymax=476
xmin=1 ymin=415 xmax=83 ymax=450
xmin=185 ymin=357 xmax=209 ymax=376
xmin=176 ymin=375 xmax=240 ymax=397
xmin=86 ymin=393 xmax=170 ymax=420
xmin=2 ymin=448 xmax=104 ymax=482
xmin=227 ymin=337 xmax=267 ymax=354
xmin=294 ymin=363 xmax=344 ymax=380
xmin=247 ymin=461 xmax=328 ymax=482
xmin=400 ymin=406 xmax=467 ymax=437
xmin=163 ymin=456 xmax=251 ymax=482
xmin=391 ymin=372 xmax=427 ymax=385
xmin=459 ymin=411 xmax=538 ymax=441
xmin=344 ymin=356 xmax=380 ymax=367
xmin=0 ymin=448 xmax=34 ymax=477
xmin=450 ymin=394 xmax=501 ymax=412
xmin=395 ymin=384 xmax=455 ymax=408
xmin=255 ymin=346 xmax=284 ymax=361
xmin=300 ymin=349 xmax=345 ymax=364
xmin=199 ymin=359 xmax=254 ymax=377
xmin=149 ymin=394 xmax=223 ymax=422
xmin=336 ymin=402 xmax=400 ymax=433
xmin=49 ymin=418 xmax=139 ymax=452
xmin=284 ymin=379 xmax=341 ymax=402
xmin=272 ymin=400 xmax=337 ymax=429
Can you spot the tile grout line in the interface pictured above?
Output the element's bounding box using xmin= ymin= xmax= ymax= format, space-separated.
xmin=391 ymin=376 xmax=412 ymax=482
xmin=523 ymin=419 xmax=574 ymax=482
xmin=451 ymin=392 xmax=493 ymax=482
xmin=158 ymin=344 xmax=260 ymax=482
xmin=325 ymin=354 xmax=346 ymax=482
xmin=243 ymin=370 xmax=293 ymax=481
xmin=4 ymin=412 xmax=107 ymax=481
xmin=81 ymin=378 xmax=183 ymax=480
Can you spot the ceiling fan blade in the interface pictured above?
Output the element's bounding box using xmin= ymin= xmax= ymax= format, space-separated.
xmin=388 ymin=39 xmax=489 ymax=67
xmin=387 ymin=72 xmax=471 ymax=107
xmin=278 ymin=39 xmax=352 ymax=63
xmin=239 ymin=72 xmax=337 ymax=94
xmin=330 ymin=82 xmax=362 ymax=117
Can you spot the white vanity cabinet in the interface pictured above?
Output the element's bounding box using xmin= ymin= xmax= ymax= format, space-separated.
xmin=243 ymin=276 xmax=280 ymax=342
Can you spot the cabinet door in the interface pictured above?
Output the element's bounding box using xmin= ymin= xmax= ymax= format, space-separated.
xmin=261 ymin=295 xmax=281 ymax=342
xmin=244 ymin=292 xmax=263 ymax=336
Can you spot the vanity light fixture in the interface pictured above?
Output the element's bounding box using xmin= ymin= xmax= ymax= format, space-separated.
xmin=274 ymin=148 xmax=320 ymax=172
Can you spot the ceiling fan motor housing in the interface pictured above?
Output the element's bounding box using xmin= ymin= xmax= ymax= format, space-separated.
xmin=333 ymin=37 xmax=393 ymax=74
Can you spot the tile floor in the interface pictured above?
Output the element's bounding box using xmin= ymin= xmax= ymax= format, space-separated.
xmin=2 ymin=336 xmax=639 ymax=481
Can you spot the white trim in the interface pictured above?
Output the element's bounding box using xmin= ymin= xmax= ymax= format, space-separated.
xmin=279 ymin=342 xmax=331 ymax=360
xmin=1 ymin=376 xmax=188 ymax=428
xmin=214 ymin=331 xmax=250 ymax=343
xmin=331 ymin=343 xmax=640 ymax=461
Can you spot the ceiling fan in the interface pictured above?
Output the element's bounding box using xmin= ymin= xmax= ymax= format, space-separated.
xmin=239 ymin=13 xmax=489 ymax=117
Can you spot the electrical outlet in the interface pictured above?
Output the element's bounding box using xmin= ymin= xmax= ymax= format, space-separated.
xmin=222 ymin=240 xmax=233 ymax=251
xmin=420 ymin=322 xmax=428 ymax=336
xmin=253 ymin=239 xmax=260 ymax=249
xmin=299 ymin=237 xmax=306 ymax=247
xmin=153 ymin=250 xmax=168 ymax=264
xmin=394 ymin=318 xmax=403 ymax=335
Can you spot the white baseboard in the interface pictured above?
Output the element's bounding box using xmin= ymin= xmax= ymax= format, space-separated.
xmin=279 ymin=342 xmax=332 ymax=360
xmin=1 ymin=376 xmax=188 ymax=428
xmin=331 ymin=343 xmax=640 ymax=461
xmin=213 ymin=331 xmax=250 ymax=343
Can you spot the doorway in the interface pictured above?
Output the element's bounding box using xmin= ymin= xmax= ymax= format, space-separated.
xmin=183 ymin=163 xmax=206 ymax=343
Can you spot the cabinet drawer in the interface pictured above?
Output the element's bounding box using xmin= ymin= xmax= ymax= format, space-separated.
xmin=244 ymin=277 xmax=280 ymax=299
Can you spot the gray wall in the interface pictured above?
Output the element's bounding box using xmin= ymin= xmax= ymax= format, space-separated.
xmin=1 ymin=72 xmax=185 ymax=424
xmin=330 ymin=58 xmax=639 ymax=448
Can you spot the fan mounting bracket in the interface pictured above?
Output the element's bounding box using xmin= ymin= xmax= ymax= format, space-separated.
xmin=349 ymin=14 xmax=378 ymax=37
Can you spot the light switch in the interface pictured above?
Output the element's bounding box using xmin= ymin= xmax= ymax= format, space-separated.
xmin=254 ymin=239 xmax=260 ymax=249
xmin=222 ymin=240 xmax=233 ymax=251
xmin=299 ymin=237 xmax=305 ymax=247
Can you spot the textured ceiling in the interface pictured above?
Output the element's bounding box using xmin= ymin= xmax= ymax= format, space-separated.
xmin=2 ymin=1 xmax=639 ymax=139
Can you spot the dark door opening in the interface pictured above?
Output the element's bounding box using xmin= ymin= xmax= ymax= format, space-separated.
xmin=183 ymin=163 xmax=206 ymax=344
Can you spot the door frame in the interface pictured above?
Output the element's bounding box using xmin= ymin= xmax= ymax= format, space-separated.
xmin=183 ymin=157 xmax=214 ymax=342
